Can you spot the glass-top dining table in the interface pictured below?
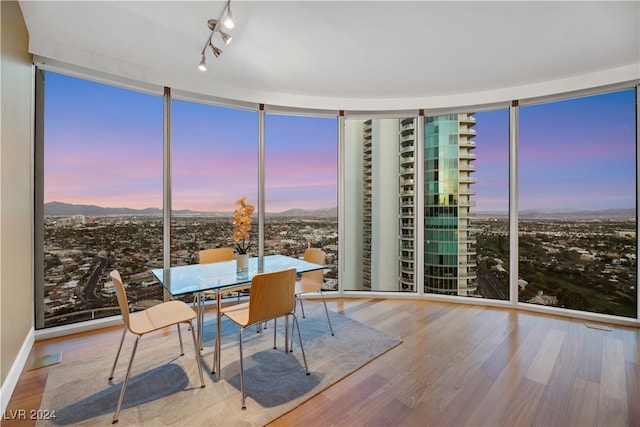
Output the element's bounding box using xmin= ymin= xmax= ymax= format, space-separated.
xmin=151 ymin=254 xmax=325 ymax=380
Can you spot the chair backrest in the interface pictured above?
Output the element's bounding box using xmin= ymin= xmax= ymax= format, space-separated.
xmin=246 ymin=268 xmax=297 ymax=326
xmin=111 ymin=270 xmax=132 ymax=330
xmin=301 ymin=248 xmax=326 ymax=286
xmin=199 ymin=247 xmax=235 ymax=264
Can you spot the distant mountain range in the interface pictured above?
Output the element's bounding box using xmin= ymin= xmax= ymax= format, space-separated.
xmin=45 ymin=202 xmax=634 ymax=219
xmin=44 ymin=202 xmax=634 ymax=219
xmin=478 ymin=208 xmax=635 ymax=219
xmin=518 ymin=207 xmax=635 ymax=219
xmin=44 ymin=201 xmax=337 ymax=217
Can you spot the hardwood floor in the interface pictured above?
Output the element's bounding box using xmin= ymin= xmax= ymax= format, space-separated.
xmin=4 ymin=298 xmax=639 ymax=426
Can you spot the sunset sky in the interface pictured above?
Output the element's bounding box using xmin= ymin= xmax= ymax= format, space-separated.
xmin=44 ymin=72 xmax=636 ymax=213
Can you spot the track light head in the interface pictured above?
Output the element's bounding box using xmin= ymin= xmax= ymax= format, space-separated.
xmin=223 ymin=1 xmax=234 ymax=29
xmin=219 ymin=30 xmax=232 ymax=45
xmin=209 ymin=42 xmax=222 ymax=57
xmin=198 ymin=56 xmax=207 ymax=71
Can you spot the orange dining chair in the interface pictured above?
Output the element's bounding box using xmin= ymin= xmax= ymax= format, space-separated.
xmin=195 ymin=247 xmax=236 ymax=327
xmin=219 ymin=268 xmax=309 ymax=409
xmin=199 ymin=247 xmax=235 ymax=264
xmin=294 ymin=248 xmax=334 ymax=336
xmin=108 ymin=270 xmax=204 ymax=424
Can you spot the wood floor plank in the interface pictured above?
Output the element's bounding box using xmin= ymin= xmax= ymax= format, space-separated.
xmin=465 ymin=315 xmax=550 ymax=426
xmin=361 ymin=397 xmax=413 ymax=427
xmin=566 ymin=377 xmax=600 ymax=427
xmin=525 ymin=328 xmax=566 ymax=385
xmin=578 ymin=325 xmax=604 ymax=384
xmin=500 ymin=377 xmax=546 ymax=426
xmin=597 ymin=335 xmax=628 ymax=426
xmin=479 ymin=317 xmax=533 ymax=382
xmin=530 ymin=323 xmax=581 ymax=426
xmin=267 ymin=392 xmax=333 ymax=427
xmin=625 ymin=360 xmax=640 ymax=427
xmin=334 ymin=376 xmax=412 ymax=427
xmin=620 ymin=326 xmax=640 ymax=365
xmin=423 ymin=368 xmax=494 ymax=427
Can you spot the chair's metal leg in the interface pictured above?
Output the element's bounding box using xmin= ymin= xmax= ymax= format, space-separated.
xmin=273 ymin=317 xmax=277 ymax=349
xmin=239 ymin=328 xmax=246 ymax=410
xmin=319 ymin=290 xmax=335 ymax=336
xmin=109 ymin=327 xmax=127 ymax=381
xmin=290 ymin=298 xmax=297 ymax=352
xmin=188 ymin=320 xmax=205 ymax=388
xmin=299 ymin=296 xmax=306 ymax=318
xmin=177 ymin=323 xmax=184 ymax=356
xmin=112 ymin=335 xmax=140 ymax=424
xmin=284 ymin=315 xmax=290 ymax=353
xmin=292 ymin=313 xmax=309 ymax=375
xmin=289 ymin=314 xmax=295 ymax=352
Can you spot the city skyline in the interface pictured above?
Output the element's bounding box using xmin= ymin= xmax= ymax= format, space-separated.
xmin=44 ymin=72 xmax=636 ymax=213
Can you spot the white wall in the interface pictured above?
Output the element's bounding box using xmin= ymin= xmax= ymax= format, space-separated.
xmin=0 ymin=0 xmax=35 ymax=412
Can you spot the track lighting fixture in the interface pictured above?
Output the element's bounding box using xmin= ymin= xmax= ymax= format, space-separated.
xmin=198 ymin=0 xmax=235 ymax=71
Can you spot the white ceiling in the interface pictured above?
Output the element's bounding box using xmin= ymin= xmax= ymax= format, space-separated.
xmin=19 ymin=1 xmax=640 ymax=111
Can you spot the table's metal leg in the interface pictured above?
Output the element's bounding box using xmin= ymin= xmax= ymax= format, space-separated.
xmin=196 ymin=292 xmax=203 ymax=351
xmin=215 ymin=290 xmax=221 ymax=381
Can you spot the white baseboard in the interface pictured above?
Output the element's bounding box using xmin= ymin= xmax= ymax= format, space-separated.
xmin=35 ymin=315 xmax=122 ymax=341
xmin=1 ymin=327 xmax=35 ymax=415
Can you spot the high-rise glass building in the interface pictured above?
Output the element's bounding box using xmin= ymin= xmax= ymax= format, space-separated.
xmin=423 ymin=114 xmax=477 ymax=295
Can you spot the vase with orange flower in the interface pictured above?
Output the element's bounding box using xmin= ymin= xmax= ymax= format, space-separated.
xmin=233 ymin=196 xmax=254 ymax=272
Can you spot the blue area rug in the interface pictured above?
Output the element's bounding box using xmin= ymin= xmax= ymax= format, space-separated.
xmin=37 ymin=302 xmax=402 ymax=426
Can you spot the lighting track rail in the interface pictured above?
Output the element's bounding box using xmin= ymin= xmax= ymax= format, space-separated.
xmin=198 ymin=0 xmax=235 ymax=71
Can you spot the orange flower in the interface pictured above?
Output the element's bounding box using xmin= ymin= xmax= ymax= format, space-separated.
xmin=232 ymin=197 xmax=254 ymax=254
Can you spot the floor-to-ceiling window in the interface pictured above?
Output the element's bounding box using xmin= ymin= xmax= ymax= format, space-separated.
xmin=469 ymin=109 xmax=510 ymax=300
xmin=423 ymin=111 xmax=510 ymax=300
xmin=519 ymin=89 xmax=637 ymax=317
xmin=345 ymin=112 xmax=510 ymax=297
xmin=40 ymin=71 xmax=163 ymax=328
xmin=171 ymin=100 xmax=258 ymax=266
xmin=35 ymin=68 xmax=639 ymax=329
xmin=264 ymin=113 xmax=338 ymax=289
